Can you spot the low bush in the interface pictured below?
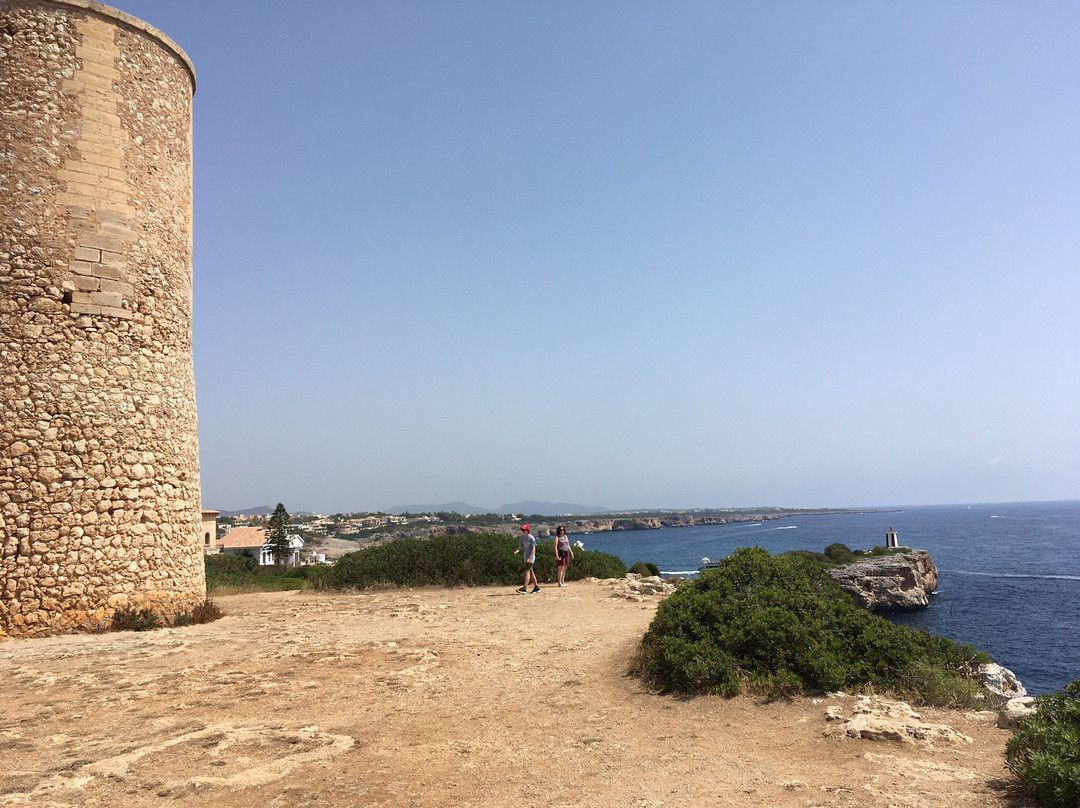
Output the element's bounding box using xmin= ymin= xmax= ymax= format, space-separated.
xmin=205 ymin=553 xmax=314 ymax=592
xmin=173 ymin=599 xmax=224 ymax=627
xmin=629 ymin=561 xmax=662 ymax=577
xmin=568 ymin=545 xmax=628 ymax=580
xmin=112 ymin=598 xmax=224 ymax=632
xmin=785 ymin=543 xmax=908 ymax=569
xmin=111 ymin=606 xmax=161 ymax=632
xmin=324 ymin=533 xmax=626 ymax=590
xmin=865 ymin=545 xmax=908 ymax=557
xmin=1006 ymin=678 xmax=1080 ymax=808
xmin=824 ymin=542 xmax=858 ymax=564
xmin=636 ymin=546 xmax=986 ymax=705
xmin=783 ymin=547 xmax=851 ymax=569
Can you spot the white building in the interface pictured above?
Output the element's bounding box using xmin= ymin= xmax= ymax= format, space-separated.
xmin=215 ymin=526 xmax=305 ymax=567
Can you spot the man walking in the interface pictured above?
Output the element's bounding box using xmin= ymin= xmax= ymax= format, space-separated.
xmin=513 ymin=524 xmax=541 ymax=594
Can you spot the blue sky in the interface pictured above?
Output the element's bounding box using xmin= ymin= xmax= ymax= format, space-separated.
xmin=114 ymin=1 xmax=1079 ymax=513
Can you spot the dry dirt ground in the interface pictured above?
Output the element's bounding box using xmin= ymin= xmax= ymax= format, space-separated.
xmin=0 ymin=581 xmax=1028 ymax=808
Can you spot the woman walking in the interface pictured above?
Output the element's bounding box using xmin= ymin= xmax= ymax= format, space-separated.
xmin=553 ymin=525 xmax=574 ymax=587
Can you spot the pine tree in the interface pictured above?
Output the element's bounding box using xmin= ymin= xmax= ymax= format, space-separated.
xmin=265 ymin=503 xmax=292 ymax=567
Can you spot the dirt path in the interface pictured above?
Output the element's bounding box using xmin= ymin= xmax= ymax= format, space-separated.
xmin=0 ymin=581 xmax=1024 ymax=807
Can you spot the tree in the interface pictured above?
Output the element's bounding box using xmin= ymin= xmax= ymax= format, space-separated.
xmin=265 ymin=503 xmax=293 ymax=567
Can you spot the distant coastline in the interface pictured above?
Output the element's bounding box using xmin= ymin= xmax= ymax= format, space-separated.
xmin=543 ymin=508 xmax=897 ymax=537
xmin=224 ymin=506 xmax=899 ymax=550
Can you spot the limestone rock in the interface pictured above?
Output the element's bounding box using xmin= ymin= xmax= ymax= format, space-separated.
xmin=826 ymin=550 xmax=938 ymax=611
xmin=826 ymin=696 xmax=973 ymax=746
xmin=997 ymin=696 xmax=1036 ymax=729
xmin=977 ymin=663 xmax=1027 ymax=709
xmin=589 ymin=573 xmax=678 ymax=600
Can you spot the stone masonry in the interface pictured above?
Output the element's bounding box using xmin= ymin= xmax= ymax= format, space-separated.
xmin=0 ymin=0 xmax=203 ymax=636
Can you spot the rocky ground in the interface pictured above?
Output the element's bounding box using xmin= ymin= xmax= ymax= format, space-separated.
xmin=304 ymin=535 xmax=368 ymax=558
xmin=0 ymin=580 xmax=1028 ymax=808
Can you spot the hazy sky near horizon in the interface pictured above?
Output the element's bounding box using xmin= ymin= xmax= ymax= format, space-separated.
xmin=114 ymin=1 xmax=1079 ymax=513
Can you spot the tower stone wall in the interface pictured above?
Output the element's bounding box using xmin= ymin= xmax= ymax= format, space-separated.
xmin=0 ymin=0 xmax=203 ymax=637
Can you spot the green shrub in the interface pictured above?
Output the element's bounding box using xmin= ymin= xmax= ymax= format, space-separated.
xmin=1006 ymin=678 xmax=1080 ymax=808
xmin=205 ymin=553 xmax=310 ymax=592
xmin=785 ymin=543 xmax=908 ymax=570
xmin=206 ymin=552 xmax=258 ymax=574
xmin=629 ymin=561 xmax=661 ymax=577
xmin=864 ymin=545 xmax=910 ymax=558
xmin=824 ymin=542 xmax=857 ymax=564
xmin=636 ymin=547 xmax=986 ymax=704
xmin=205 ymin=552 xmax=257 ymax=590
xmin=324 ymin=533 xmax=627 ymax=590
xmin=573 ymin=547 xmax=630 ymax=580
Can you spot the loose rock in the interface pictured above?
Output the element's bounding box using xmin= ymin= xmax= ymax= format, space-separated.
xmin=826 ymin=696 xmax=974 ymax=746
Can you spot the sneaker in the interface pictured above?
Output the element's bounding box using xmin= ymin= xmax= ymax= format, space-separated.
xmin=559 ymin=583 xmax=567 ymax=587
xmin=516 ymin=587 xmax=527 ymax=594
xmin=531 ymin=586 xmax=541 ymax=593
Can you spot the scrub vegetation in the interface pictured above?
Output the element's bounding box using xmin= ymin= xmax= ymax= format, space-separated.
xmin=205 ymin=533 xmax=627 ymax=593
xmin=635 ymin=547 xmax=987 ymax=706
xmin=1006 ymin=678 xmax=1080 ymax=808
xmin=110 ymin=599 xmax=223 ymax=631
xmin=323 ymin=533 xmax=627 ymax=590
xmin=204 ymin=553 xmax=318 ymax=593
xmin=784 ymin=542 xmax=909 ymax=569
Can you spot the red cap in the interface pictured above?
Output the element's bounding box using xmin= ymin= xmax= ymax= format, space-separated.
xmin=521 ymin=524 xmax=530 ymax=531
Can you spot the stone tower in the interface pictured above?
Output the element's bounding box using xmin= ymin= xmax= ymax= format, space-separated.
xmin=0 ymin=0 xmax=203 ymax=637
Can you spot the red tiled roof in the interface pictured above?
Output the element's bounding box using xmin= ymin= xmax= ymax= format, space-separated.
xmin=216 ymin=526 xmax=267 ymax=549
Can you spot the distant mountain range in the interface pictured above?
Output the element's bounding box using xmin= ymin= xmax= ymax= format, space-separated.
xmin=499 ymin=501 xmax=610 ymax=516
xmin=215 ymin=505 xmax=276 ymax=517
xmin=215 ymin=505 xmax=317 ymax=517
xmin=386 ymin=501 xmax=609 ymax=516
xmin=384 ymin=501 xmax=484 ymax=516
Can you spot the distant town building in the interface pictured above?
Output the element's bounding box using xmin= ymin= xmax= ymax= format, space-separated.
xmin=201 ymin=510 xmax=220 ymax=554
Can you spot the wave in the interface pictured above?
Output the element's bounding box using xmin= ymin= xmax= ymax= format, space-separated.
xmin=662 ymin=570 xmax=701 ymax=577
xmin=728 ymin=524 xmax=798 ymax=535
xmin=946 ymin=569 xmax=1080 ymax=582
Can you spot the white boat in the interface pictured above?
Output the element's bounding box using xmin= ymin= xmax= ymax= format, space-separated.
xmin=700 ymin=556 xmax=722 ymax=571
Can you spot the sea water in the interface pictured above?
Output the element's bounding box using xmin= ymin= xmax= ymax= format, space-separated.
xmin=578 ymin=500 xmax=1079 ymax=695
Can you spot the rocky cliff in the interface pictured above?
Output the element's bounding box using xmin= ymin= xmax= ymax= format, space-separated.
xmin=826 ymin=550 xmax=938 ymax=611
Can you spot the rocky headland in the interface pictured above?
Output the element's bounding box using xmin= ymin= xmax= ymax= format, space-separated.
xmin=556 ymin=509 xmax=895 ymax=536
xmin=826 ymin=549 xmax=939 ymax=611
xmin=825 ymin=550 xmax=1034 ymax=725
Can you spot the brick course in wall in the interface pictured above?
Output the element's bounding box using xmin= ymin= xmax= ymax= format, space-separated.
xmin=0 ymin=0 xmax=204 ymax=637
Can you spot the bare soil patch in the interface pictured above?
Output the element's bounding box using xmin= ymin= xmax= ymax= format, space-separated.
xmin=0 ymin=581 xmax=1025 ymax=807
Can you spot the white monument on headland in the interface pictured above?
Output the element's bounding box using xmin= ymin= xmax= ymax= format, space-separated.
xmin=885 ymin=527 xmax=899 ymax=548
